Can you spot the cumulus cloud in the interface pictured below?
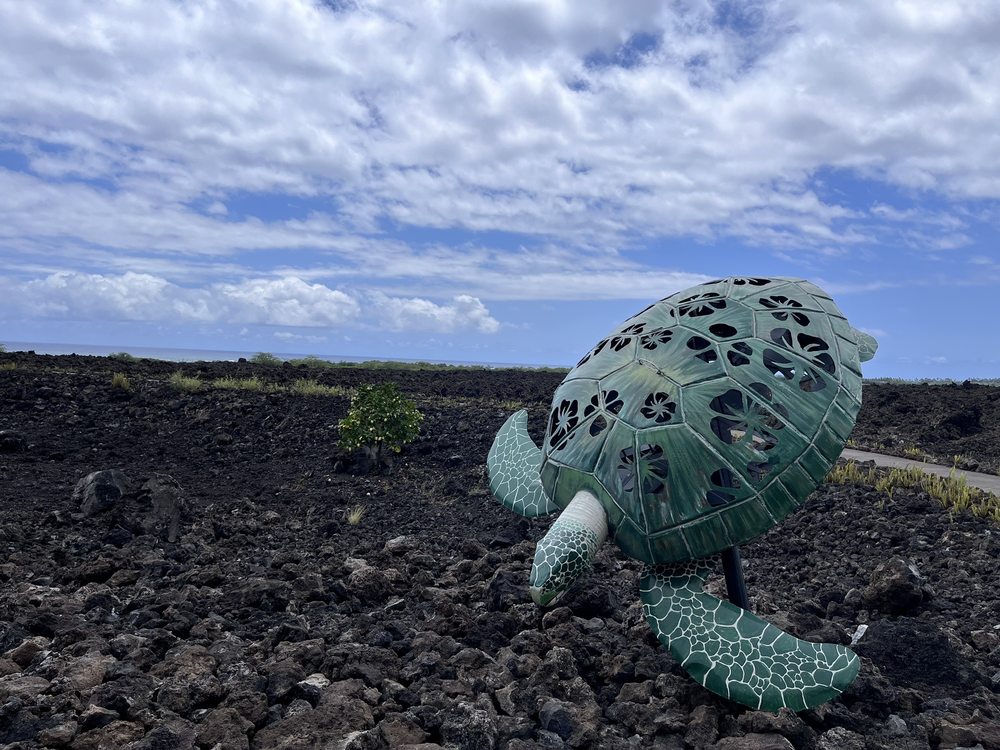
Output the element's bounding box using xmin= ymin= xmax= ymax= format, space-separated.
xmin=0 ymin=0 xmax=998 ymax=310
xmin=3 ymin=271 xmax=500 ymax=334
xmin=370 ymin=292 xmax=500 ymax=333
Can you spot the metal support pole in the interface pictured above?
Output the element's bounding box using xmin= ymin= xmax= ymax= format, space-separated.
xmin=721 ymin=546 xmax=751 ymax=611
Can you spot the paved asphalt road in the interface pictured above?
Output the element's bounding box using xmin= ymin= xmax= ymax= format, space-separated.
xmin=841 ymin=448 xmax=1000 ymax=495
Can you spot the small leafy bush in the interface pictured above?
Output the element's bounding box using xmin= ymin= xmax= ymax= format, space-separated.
xmin=0 ymin=362 xmax=15 ymax=371
xmin=338 ymin=382 xmax=422 ymax=470
xmin=251 ymin=352 xmax=282 ymax=366
xmin=111 ymin=372 xmax=132 ymax=391
xmin=109 ymin=351 xmax=137 ymax=361
xmin=169 ymin=371 xmax=201 ymax=392
xmin=0 ymin=343 xmax=6 ymax=352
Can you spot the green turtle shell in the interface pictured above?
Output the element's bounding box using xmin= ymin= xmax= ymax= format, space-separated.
xmin=539 ymin=276 xmax=867 ymax=565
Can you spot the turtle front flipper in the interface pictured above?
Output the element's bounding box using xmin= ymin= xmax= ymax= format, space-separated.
xmin=640 ymin=560 xmax=859 ymax=712
xmin=487 ymin=410 xmax=558 ymax=517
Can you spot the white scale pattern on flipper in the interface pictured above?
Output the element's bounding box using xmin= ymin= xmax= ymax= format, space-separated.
xmin=487 ymin=410 xmax=558 ymax=517
xmin=639 ymin=558 xmax=860 ymax=712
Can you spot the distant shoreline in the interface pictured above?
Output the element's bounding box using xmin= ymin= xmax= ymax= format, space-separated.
xmin=0 ymin=340 xmax=568 ymax=372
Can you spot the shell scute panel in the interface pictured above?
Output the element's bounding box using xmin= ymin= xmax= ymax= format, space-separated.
xmin=634 ymin=424 xmax=756 ymax=536
xmin=638 ymin=328 xmax=727 ymax=386
xmin=593 ymin=419 xmax=649 ymax=540
xmin=599 ymin=362 xmax=681 ymax=430
xmin=543 ymin=378 xmax=601 ymax=456
xmin=682 ymin=379 xmax=811 ymax=493
xmin=677 ymin=297 xmax=756 ymax=345
xmin=623 ymin=300 xmax=677 ymax=329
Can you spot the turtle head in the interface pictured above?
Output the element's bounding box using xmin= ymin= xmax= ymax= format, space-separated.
xmin=528 ymin=534 xmax=583 ymax=607
xmin=528 ymin=490 xmax=608 ymax=607
xmin=853 ymin=328 xmax=878 ymax=363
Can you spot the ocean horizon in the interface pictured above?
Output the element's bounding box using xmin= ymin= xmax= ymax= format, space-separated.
xmin=1 ymin=340 xmax=562 ymax=370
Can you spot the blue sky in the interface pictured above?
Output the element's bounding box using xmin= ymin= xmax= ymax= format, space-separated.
xmin=1 ymin=1 xmax=999 ymax=377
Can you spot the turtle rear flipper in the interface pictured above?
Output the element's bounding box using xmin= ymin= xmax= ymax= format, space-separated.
xmin=487 ymin=410 xmax=559 ymax=517
xmin=640 ymin=560 xmax=859 ymax=712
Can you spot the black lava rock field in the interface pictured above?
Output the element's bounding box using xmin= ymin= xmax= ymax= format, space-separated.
xmin=1 ymin=352 xmax=999 ymax=749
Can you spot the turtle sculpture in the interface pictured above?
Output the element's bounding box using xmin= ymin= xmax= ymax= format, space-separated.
xmin=487 ymin=276 xmax=878 ymax=712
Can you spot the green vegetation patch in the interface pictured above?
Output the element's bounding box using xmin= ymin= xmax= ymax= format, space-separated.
xmin=111 ymin=372 xmax=132 ymax=391
xmin=338 ymin=382 xmax=422 ymax=469
xmin=827 ymin=460 xmax=1000 ymax=523
xmin=250 ymin=352 xmax=283 ymax=366
xmin=290 ymin=378 xmax=352 ymax=397
xmin=168 ymin=371 xmax=202 ymax=392
xmin=213 ymin=376 xmax=266 ymax=391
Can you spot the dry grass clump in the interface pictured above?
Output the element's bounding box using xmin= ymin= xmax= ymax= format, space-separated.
xmin=290 ymin=378 xmax=351 ymax=397
xmin=345 ymin=505 xmax=366 ymax=525
xmin=111 ymin=372 xmax=132 ymax=391
xmin=213 ymin=376 xmax=265 ymax=391
xmin=168 ymin=371 xmax=202 ymax=392
xmin=827 ymin=460 xmax=1000 ymax=523
xmin=0 ymin=362 xmax=15 ymax=371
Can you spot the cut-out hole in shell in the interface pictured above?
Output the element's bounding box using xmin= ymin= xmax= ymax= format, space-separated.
xmin=731 ymin=277 xmax=770 ymax=287
xmin=678 ymin=292 xmax=727 ymax=317
xmin=640 ymin=392 xmax=677 ymax=424
xmin=639 ymin=443 xmax=670 ymax=495
xmin=583 ymin=394 xmax=600 ymax=417
xmin=617 ymin=447 xmax=636 ymax=492
xmin=687 ymin=335 xmax=718 ymax=363
xmin=709 ymin=388 xmax=783 ymax=452
xmin=589 ymin=414 xmax=609 ymax=436
xmin=640 ymin=327 xmax=673 ymax=350
xmin=759 ymin=295 xmax=811 ymax=326
xmin=799 ymin=368 xmax=827 ymax=392
xmin=727 ymin=341 xmax=752 ymax=366
xmin=763 ymin=348 xmax=796 ymax=380
xmin=747 ymin=459 xmax=775 ymax=483
xmin=769 ymin=328 xmax=837 ymax=376
xmin=706 ymin=467 xmax=740 ymax=507
xmin=548 ymin=399 xmax=579 ymax=449
xmin=603 ymin=389 xmax=624 ymax=414
xmin=709 ymin=323 xmax=738 ymax=339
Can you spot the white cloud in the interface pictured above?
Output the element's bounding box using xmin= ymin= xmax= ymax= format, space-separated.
xmin=2 ymin=271 xmax=501 ymax=335
xmin=370 ymin=292 xmax=500 ymax=334
xmin=0 ymin=0 xmax=996 ymax=256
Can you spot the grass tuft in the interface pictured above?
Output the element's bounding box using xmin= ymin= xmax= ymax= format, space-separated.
xmin=345 ymin=505 xmax=366 ymax=525
xmin=290 ymin=378 xmax=351 ymax=397
xmin=0 ymin=362 xmax=15 ymax=371
xmin=109 ymin=351 xmax=137 ymax=361
xmin=827 ymin=460 xmax=1000 ymax=523
xmin=213 ymin=376 xmax=265 ymax=391
xmin=168 ymin=371 xmax=202 ymax=392
xmin=111 ymin=372 xmax=132 ymax=391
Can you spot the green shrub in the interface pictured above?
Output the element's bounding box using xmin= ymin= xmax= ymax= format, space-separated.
xmin=0 ymin=362 xmax=15 ymax=371
xmin=109 ymin=351 xmax=137 ymax=361
xmin=250 ymin=352 xmax=282 ymax=365
xmin=0 ymin=343 xmax=6 ymax=353
xmin=169 ymin=371 xmax=201 ymax=392
xmin=338 ymin=382 xmax=422 ymax=469
xmin=111 ymin=372 xmax=132 ymax=391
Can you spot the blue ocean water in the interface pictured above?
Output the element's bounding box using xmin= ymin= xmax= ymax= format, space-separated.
xmin=1 ymin=341 xmax=552 ymax=370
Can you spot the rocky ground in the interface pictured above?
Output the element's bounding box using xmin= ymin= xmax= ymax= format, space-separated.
xmin=851 ymin=382 xmax=1000 ymax=475
xmin=1 ymin=352 xmax=999 ymax=750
